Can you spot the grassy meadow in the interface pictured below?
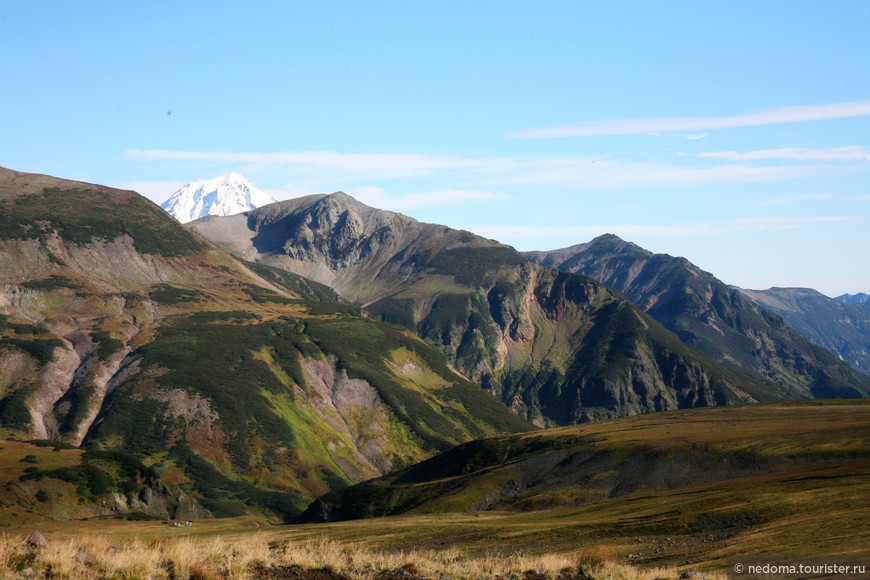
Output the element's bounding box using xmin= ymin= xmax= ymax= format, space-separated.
xmin=0 ymin=516 xmax=714 ymax=579
xmin=1 ymin=401 xmax=867 ymax=578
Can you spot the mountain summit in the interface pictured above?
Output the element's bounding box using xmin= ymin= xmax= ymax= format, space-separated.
xmin=160 ymin=171 xmax=276 ymax=223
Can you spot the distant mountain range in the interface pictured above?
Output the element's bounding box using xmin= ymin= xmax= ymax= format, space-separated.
xmin=160 ymin=171 xmax=275 ymax=223
xmin=525 ymin=234 xmax=870 ymax=397
xmin=738 ymin=287 xmax=870 ymax=375
xmin=836 ymin=292 xmax=870 ymax=305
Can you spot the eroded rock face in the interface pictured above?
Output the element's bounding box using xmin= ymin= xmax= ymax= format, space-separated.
xmin=0 ymin=322 xmax=143 ymax=444
xmin=300 ymin=357 xmax=401 ymax=475
xmin=68 ymin=347 xmax=132 ymax=446
xmin=139 ymin=388 xmax=219 ymax=435
xmin=28 ymin=341 xmax=79 ymax=440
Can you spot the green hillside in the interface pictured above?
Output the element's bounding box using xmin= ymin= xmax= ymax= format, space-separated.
xmin=303 ymin=400 xmax=870 ymax=522
xmin=0 ymin=167 xmax=530 ymax=522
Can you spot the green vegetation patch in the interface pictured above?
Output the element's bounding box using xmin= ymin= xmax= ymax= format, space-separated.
xmin=0 ymin=187 xmax=207 ymax=256
xmin=0 ymin=387 xmax=36 ymax=431
xmin=20 ymin=275 xmax=82 ymax=291
xmin=304 ymin=402 xmax=870 ymax=524
xmin=304 ymin=315 xmax=530 ymax=451
xmin=241 ymin=284 xmax=297 ymax=304
xmin=170 ymin=442 xmax=305 ymax=521
xmin=86 ymin=394 xmax=171 ymax=458
xmin=429 ymin=246 xmax=526 ymax=287
xmin=82 ymin=307 xmax=527 ymax=520
xmin=54 ymin=382 xmax=96 ymax=440
xmin=18 ymin=449 xmax=159 ymax=502
xmin=91 ymin=330 xmax=125 ymax=359
xmin=303 ymin=302 xmax=363 ymax=317
xmin=367 ymin=296 xmax=417 ymax=328
xmin=27 ymin=439 xmax=77 ymax=450
xmin=0 ymin=337 xmax=64 ymax=366
xmin=0 ymin=315 xmax=65 ymax=366
xmin=85 ymin=311 xmax=340 ymax=516
xmin=128 ymin=313 xmax=320 ymax=461
xmin=148 ymin=284 xmax=207 ymax=304
xmin=21 ymin=465 xmax=111 ymax=502
xmin=0 ymin=318 xmax=65 ymax=431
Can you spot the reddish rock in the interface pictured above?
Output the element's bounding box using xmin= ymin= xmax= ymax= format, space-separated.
xmin=26 ymin=531 xmax=48 ymax=549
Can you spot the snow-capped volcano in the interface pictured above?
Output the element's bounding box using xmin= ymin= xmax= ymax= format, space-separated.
xmin=160 ymin=171 xmax=276 ymax=223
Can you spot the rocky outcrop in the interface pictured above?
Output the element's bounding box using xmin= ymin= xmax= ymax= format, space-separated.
xmin=301 ymin=357 xmax=398 ymax=474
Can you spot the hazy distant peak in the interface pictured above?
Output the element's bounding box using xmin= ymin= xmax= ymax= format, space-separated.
xmin=524 ymin=233 xmax=650 ymax=265
xmin=835 ymin=292 xmax=870 ymax=305
xmin=161 ymin=172 xmax=276 ymax=223
xmin=586 ymin=233 xmax=649 ymax=253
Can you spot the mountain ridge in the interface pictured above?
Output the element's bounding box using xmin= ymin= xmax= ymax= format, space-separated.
xmin=190 ymin=193 xmax=793 ymax=426
xmin=836 ymin=292 xmax=870 ymax=305
xmin=738 ymin=286 xmax=870 ymax=375
xmin=524 ymin=233 xmax=870 ymax=398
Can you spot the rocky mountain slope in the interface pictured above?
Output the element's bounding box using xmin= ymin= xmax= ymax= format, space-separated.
xmin=738 ymin=286 xmax=870 ymax=375
xmin=0 ymin=167 xmax=529 ymax=520
xmin=525 ymin=234 xmax=870 ymax=398
xmin=160 ymin=171 xmax=276 ymax=223
xmin=191 ymin=193 xmax=787 ymax=426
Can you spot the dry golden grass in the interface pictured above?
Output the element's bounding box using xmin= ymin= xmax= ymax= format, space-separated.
xmin=0 ymin=532 xmax=722 ymax=579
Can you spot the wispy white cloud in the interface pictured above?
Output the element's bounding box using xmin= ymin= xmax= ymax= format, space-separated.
xmin=698 ymin=146 xmax=870 ymax=162
xmin=731 ymin=216 xmax=859 ymax=229
xmin=485 ymin=157 xmax=837 ymax=189
xmin=470 ymin=224 xmax=718 ymax=239
xmin=258 ymin=184 xmax=506 ymax=211
xmin=468 ymin=216 xmax=860 ymax=240
xmin=127 ymin=147 xmax=862 ymax=193
xmin=321 ymin=186 xmax=506 ymax=210
xmin=510 ymin=100 xmax=870 ymax=138
xmin=754 ymin=193 xmax=832 ymax=206
xmin=648 ymin=132 xmax=707 ymax=140
xmin=126 ymin=149 xmax=472 ymax=179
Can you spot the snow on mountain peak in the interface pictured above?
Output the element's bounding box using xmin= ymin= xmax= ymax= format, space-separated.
xmin=160 ymin=172 xmax=276 ymax=223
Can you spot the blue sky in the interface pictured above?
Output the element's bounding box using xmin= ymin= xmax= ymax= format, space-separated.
xmin=2 ymin=1 xmax=868 ymax=295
